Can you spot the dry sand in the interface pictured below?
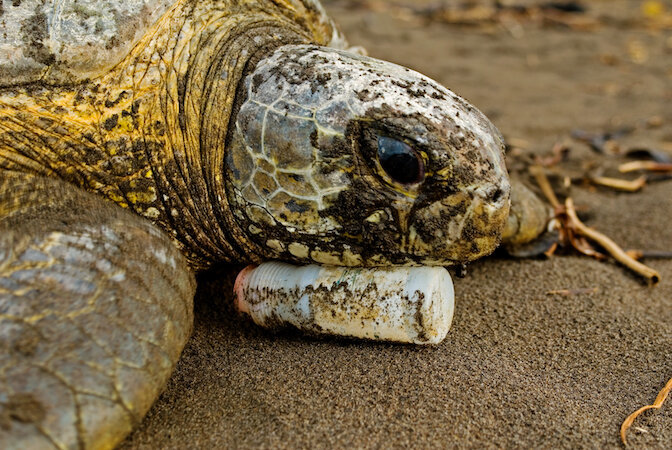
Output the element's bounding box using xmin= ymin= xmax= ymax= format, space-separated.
xmin=122 ymin=1 xmax=672 ymax=447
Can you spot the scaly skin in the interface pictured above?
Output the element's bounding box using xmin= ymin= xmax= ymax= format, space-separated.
xmin=0 ymin=0 xmax=337 ymax=268
xmin=1 ymin=172 xmax=196 ymax=449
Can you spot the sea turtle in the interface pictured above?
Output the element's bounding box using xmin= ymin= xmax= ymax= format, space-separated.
xmin=0 ymin=0 xmax=546 ymax=448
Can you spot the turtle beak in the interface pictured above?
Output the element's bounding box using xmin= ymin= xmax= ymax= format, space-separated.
xmin=405 ymin=122 xmax=510 ymax=264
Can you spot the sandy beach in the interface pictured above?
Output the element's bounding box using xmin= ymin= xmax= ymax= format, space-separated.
xmin=122 ymin=1 xmax=672 ymax=447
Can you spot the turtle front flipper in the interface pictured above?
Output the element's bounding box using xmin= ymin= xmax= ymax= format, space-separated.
xmin=0 ymin=172 xmax=195 ymax=449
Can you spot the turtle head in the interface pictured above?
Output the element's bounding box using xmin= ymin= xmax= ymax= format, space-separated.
xmin=225 ymin=45 xmax=509 ymax=266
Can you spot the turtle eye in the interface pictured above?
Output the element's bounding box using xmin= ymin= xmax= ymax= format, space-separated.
xmin=377 ymin=136 xmax=424 ymax=185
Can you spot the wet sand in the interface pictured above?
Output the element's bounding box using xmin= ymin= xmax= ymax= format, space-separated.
xmin=122 ymin=1 xmax=672 ymax=447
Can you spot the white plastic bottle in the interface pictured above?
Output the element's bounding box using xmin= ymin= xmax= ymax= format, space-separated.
xmin=234 ymin=263 xmax=454 ymax=344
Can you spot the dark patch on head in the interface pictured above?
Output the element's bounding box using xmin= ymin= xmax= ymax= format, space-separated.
xmin=409 ymin=200 xmax=466 ymax=246
xmin=286 ymin=199 xmax=310 ymax=213
xmin=392 ymin=79 xmax=412 ymax=90
xmin=320 ymin=176 xmax=400 ymax=258
xmin=317 ymin=72 xmax=331 ymax=85
xmin=12 ymin=0 xmax=21 ymax=7
xmin=251 ymin=73 xmax=264 ymax=93
xmin=270 ymin=50 xmax=337 ymax=94
xmin=21 ymin=9 xmax=56 ymax=66
xmin=356 ymin=89 xmax=383 ymax=102
xmin=12 ymin=329 xmax=40 ymax=356
xmin=309 ymin=129 xmax=319 ymax=149
xmin=462 ymin=221 xmax=489 ymax=241
xmin=227 ymin=152 xmax=241 ymax=180
xmin=105 ymin=36 xmax=120 ymax=50
xmin=2 ymin=393 xmax=46 ymax=425
xmin=452 ymin=165 xmax=477 ymax=186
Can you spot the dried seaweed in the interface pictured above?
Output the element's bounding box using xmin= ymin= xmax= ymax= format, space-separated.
xmin=530 ymin=165 xmax=661 ymax=284
xmin=547 ymin=287 xmax=598 ymax=296
xmin=621 ymin=377 xmax=672 ymax=445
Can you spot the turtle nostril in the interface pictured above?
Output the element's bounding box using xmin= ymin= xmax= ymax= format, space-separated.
xmin=490 ymin=188 xmax=504 ymax=203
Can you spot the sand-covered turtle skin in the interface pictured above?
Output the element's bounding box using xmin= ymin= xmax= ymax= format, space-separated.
xmin=0 ymin=0 xmax=514 ymax=448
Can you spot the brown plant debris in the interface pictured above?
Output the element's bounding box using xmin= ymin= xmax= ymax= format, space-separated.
xmin=621 ymin=377 xmax=672 ymax=445
xmin=530 ymin=166 xmax=661 ymax=284
xmin=619 ymin=161 xmax=672 ymax=174
xmin=529 ymin=165 xmax=561 ymax=209
xmin=588 ymin=175 xmax=647 ymax=192
xmin=535 ymin=142 xmax=571 ymax=168
xmin=564 ymin=197 xmax=659 ymax=283
xmin=546 ymin=287 xmax=598 ymax=296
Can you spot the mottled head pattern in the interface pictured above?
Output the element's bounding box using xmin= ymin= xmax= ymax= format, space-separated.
xmin=226 ymin=45 xmax=510 ymax=266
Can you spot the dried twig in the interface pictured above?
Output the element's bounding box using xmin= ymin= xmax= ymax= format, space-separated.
xmin=564 ymin=198 xmax=660 ymax=284
xmin=567 ymin=233 xmax=606 ymax=260
xmin=547 ymin=287 xmax=598 ymax=296
xmin=619 ymin=161 xmax=672 ymax=173
xmin=621 ymin=377 xmax=672 ymax=445
xmin=529 ymin=165 xmax=560 ymax=208
xmin=589 ymin=175 xmax=647 ymax=192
